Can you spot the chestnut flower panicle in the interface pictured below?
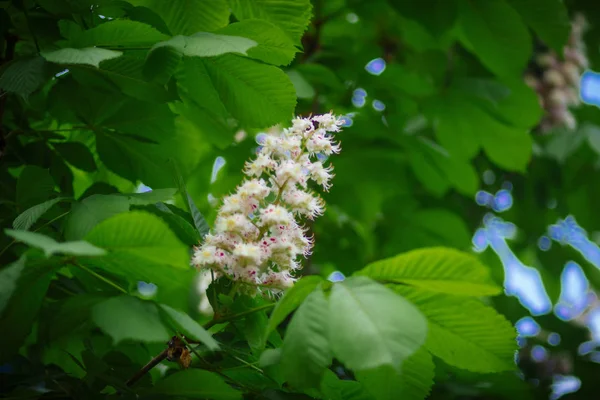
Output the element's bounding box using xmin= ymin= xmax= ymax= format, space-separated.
xmin=192 ymin=113 xmax=344 ymax=295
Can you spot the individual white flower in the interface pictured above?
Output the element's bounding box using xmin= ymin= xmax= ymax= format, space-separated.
xmin=244 ymin=153 xmax=276 ymax=177
xmin=232 ymin=243 xmax=263 ymax=265
xmin=273 ymin=159 xmax=306 ymax=188
xmin=282 ymin=188 xmax=325 ymax=219
xmin=259 ymin=205 xmax=295 ymax=227
xmin=313 ymin=112 xmax=343 ymax=132
xmin=215 ymin=213 xmax=258 ymax=237
xmin=308 ymin=161 xmax=335 ymax=191
xmin=306 ymin=129 xmax=341 ymax=155
xmin=238 ymin=179 xmax=271 ymax=200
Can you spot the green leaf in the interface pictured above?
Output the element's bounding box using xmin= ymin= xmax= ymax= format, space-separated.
xmin=265 ymin=275 xmax=323 ymax=341
xmin=143 ymin=45 xmax=182 ymax=84
xmin=128 ymin=0 xmax=230 ymax=35
xmin=52 ymin=142 xmax=97 ymax=172
xmin=0 ymin=255 xmax=57 ymax=363
xmin=13 ymin=197 xmax=68 ymax=231
xmin=92 ymin=295 xmax=171 ymax=344
xmin=182 ymin=54 xmax=296 ymax=128
xmin=217 ymin=19 xmax=299 ymax=65
xmin=70 ymin=20 xmax=169 ymax=48
xmin=150 ymin=32 xmax=257 ymax=57
xmin=64 ymin=194 xmax=130 ymax=241
xmin=5 ymin=229 xmax=107 ymax=257
xmin=133 ymin=203 xmax=201 ymax=246
xmin=16 ymin=165 xmax=55 ymax=210
xmin=42 ymin=48 xmax=123 ymax=68
xmin=95 ymin=131 xmax=174 ymax=188
xmin=83 ymin=211 xmax=194 ymax=310
xmin=356 ymin=347 xmax=434 ymax=400
xmin=459 ymin=0 xmax=532 ymax=77
xmin=407 ymin=138 xmax=478 ymax=197
xmin=125 ymin=188 xmax=177 ymax=205
xmin=479 ymin=118 xmax=532 ymax=173
xmin=173 ymin=162 xmax=210 ymax=239
xmin=287 ymin=70 xmax=315 ymax=99
xmin=0 ymin=256 xmax=26 ymax=315
xmin=389 ymin=0 xmax=458 ymax=38
xmin=4 ymin=229 xmax=106 ymax=257
xmin=328 ymin=277 xmax=427 ymax=371
xmin=321 ymin=370 xmax=374 ymax=400
xmin=506 ymin=0 xmax=570 ymax=53
xmin=85 ymin=210 xmax=189 ymax=268
xmin=357 ymin=247 xmax=501 ymax=296
xmin=228 ymin=0 xmax=313 ymax=44
xmin=0 ymin=56 xmax=46 ymax=99
xmin=159 ymin=304 xmax=220 ymax=350
xmin=395 ymin=287 xmax=517 ymax=373
xmin=153 ymin=369 xmax=242 ymax=399
xmin=281 ymin=287 xmax=331 ymax=389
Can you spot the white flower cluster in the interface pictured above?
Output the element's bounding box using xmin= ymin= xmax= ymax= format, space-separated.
xmin=192 ymin=113 xmax=344 ymax=295
xmin=524 ymin=14 xmax=588 ymax=133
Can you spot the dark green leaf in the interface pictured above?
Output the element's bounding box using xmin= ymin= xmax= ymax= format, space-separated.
xmin=153 ymin=369 xmax=242 ymax=399
xmin=52 ymin=142 xmax=97 ymax=172
xmin=459 ymin=0 xmax=532 ymax=77
xmin=12 ymin=197 xmax=68 ymax=231
xmin=16 ymin=165 xmax=55 ymax=210
xmin=0 ymin=56 xmax=46 ymax=99
xmin=506 ymin=0 xmax=570 ymax=53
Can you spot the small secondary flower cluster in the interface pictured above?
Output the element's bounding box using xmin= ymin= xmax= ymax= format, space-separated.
xmin=524 ymin=14 xmax=589 ymax=133
xmin=192 ymin=113 xmax=344 ymax=295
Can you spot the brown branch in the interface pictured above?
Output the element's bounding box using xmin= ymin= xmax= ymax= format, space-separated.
xmin=125 ymin=348 xmax=169 ymax=387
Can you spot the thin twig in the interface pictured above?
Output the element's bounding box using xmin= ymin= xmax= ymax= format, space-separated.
xmin=125 ymin=349 xmax=169 ymax=387
xmin=73 ymin=262 xmax=128 ymax=294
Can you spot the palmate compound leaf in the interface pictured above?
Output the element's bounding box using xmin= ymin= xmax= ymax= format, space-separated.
xmin=5 ymin=229 xmax=106 ymax=258
xmin=356 ymin=247 xmax=501 ymax=296
xmin=393 ymin=286 xmax=517 ymax=373
xmin=328 ymin=277 xmax=427 ymax=372
xmin=68 ymin=19 xmax=169 ymax=48
xmin=280 ymin=286 xmax=331 ymax=389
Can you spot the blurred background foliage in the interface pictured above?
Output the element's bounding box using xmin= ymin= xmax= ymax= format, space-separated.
xmin=2 ymin=0 xmax=600 ymax=399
